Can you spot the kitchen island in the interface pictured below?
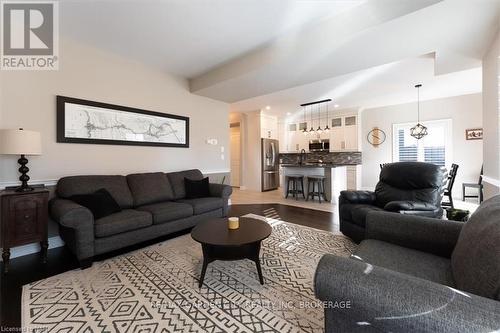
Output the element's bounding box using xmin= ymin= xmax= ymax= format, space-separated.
xmin=280 ymin=163 xmax=349 ymax=204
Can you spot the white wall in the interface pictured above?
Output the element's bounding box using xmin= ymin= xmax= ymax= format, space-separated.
xmin=240 ymin=110 xmax=262 ymax=191
xmin=482 ymin=29 xmax=500 ymax=199
xmin=228 ymin=112 xmax=242 ymax=187
xmin=0 ymin=38 xmax=230 ymax=184
xmin=361 ymin=93 xmax=483 ymax=198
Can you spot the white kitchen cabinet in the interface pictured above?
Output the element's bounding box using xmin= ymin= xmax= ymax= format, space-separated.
xmin=278 ymin=122 xmax=287 ymax=151
xmin=330 ymin=115 xmax=358 ymax=151
xmin=330 ymin=126 xmax=344 ymax=151
xmin=346 ymin=165 xmax=358 ymax=190
xmin=284 ymin=123 xmax=294 ymax=152
xmin=261 ymin=114 xmax=278 ymax=140
xmin=298 ymin=132 xmax=310 ymax=151
xmin=283 ymin=122 xmax=311 ymax=152
xmin=343 ymin=116 xmax=358 ymax=151
xmin=279 ymin=122 xmax=295 ymax=152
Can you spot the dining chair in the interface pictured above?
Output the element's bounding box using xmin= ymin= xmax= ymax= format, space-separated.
xmin=442 ymin=163 xmax=459 ymax=209
xmin=462 ymin=166 xmax=483 ymax=204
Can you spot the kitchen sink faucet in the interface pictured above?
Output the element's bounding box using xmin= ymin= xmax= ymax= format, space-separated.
xmin=299 ymin=149 xmax=307 ymax=165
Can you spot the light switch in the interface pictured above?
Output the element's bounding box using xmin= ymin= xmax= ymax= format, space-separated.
xmin=221 ymin=154 xmax=225 ymax=160
xmin=206 ymin=138 xmax=218 ymax=145
xmin=221 ymin=146 xmax=225 ymax=153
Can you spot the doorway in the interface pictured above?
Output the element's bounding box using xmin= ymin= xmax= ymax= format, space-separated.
xmin=230 ymin=123 xmax=241 ymax=187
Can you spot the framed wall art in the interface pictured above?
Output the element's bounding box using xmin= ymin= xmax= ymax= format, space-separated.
xmin=465 ymin=128 xmax=483 ymax=140
xmin=57 ymin=96 xmax=189 ymax=147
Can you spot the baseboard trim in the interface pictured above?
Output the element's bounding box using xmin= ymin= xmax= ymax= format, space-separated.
xmin=0 ymin=179 xmax=58 ymax=189
xmin=202 ymin=170 xmax=230 ymax=175
xmin=1 ymin=236 xmax=65 ymax=260
xmin=482 ymin=176 xmax=500 ymax=187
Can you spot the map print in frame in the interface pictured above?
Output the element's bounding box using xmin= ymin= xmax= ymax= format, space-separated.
xmin=57 ymin=96 xmax=189 ymax=147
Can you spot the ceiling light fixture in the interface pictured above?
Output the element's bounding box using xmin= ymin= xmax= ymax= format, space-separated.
xmin=334 ymin=104 xmax=339 ymax=108
xmin=309 ymin=105 xmax=315 ymax=134
xmin=316 ymin=103 xmax=323 ymax=134
xmin=323 ymin=101 xmax=330 ymax=133
xmin=302 ymin=106 xmax=308 ymax=136
xmin=410 ymin=84 xmax=428 ymax=140
xmin=265 ymin=106 xmax=271 ymax=110
xmin=299 ymin=99 xmax=332 ymax=137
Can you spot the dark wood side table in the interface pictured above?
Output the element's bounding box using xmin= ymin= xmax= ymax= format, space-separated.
xmin=0 ymin=188 xmax=49 ymax=273
xmin=191 ymin=217 xmax=272 ymax=288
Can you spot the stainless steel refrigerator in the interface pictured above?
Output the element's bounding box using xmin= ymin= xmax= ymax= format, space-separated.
xmin=261 ymin=138 xmax=279 ymax=191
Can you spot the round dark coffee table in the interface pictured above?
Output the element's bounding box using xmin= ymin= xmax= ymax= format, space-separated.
xmin=191 ymin=217 xmax=272 ymax=288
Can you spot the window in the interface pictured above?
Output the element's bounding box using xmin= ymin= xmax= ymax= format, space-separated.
xmin=392 ymin=119 xmax=452 ymax=168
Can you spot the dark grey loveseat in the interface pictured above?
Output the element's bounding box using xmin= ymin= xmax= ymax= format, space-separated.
xmin=50 ymin=169 xmax=232 ymax=266
xmin=315 ymin=195 xmax=500 ymax=332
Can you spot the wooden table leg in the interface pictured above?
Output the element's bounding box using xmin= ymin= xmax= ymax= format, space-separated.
xmin=2 ymin=248 xmax=10 ymax=273
xmin=254 ymin=259 xmax=264 ymax=284
xmin=252 ymin=242 xmax=264 ymax=285
xmin=199 ymin=244 xmax=211 ymax=288
xmin=196 ymin=241 xmax=267 ymax=287
xmin=198 ymin=259 xmax=208 ymax=288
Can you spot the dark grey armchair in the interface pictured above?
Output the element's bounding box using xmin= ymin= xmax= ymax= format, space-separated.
xmin=340 ymin=162 xmax=445 ymax=243
xmin=315 ymin=195 xmax=500 ymax=332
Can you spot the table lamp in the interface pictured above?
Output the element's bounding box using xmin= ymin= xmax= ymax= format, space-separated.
xmin=0 ymin=128 xmax=42 ymax=192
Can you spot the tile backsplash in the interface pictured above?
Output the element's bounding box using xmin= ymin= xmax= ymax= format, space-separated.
xmin=279 ymin=151 xmax=362 ymax=165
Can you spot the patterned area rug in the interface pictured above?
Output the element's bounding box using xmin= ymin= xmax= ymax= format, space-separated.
xmin=22 ymin=213 xmax=356 ymax=332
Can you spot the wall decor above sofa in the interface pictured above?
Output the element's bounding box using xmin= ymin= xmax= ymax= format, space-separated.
xmin=57 ymin=96 xmax=189 ymax=147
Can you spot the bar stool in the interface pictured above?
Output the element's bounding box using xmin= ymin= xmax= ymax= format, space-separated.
xmin=285 ymin=175 xmax=305 ymax=200
xmin=307 ymin=175 xmax=327 ymax=203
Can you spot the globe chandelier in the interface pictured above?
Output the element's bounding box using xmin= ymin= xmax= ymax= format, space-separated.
xmin=410 ymin=84 xmax=428 ymax=140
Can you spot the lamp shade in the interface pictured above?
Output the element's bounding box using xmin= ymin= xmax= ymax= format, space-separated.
xmin=0 ymin=129 xmax=42 ymax=155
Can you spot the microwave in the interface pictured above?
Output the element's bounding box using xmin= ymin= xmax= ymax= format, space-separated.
xmin=309 ymin=139 xmax=330 ymax=152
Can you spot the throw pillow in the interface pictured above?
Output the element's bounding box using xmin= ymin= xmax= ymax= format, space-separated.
xmin=185 ymin=177 xmax=210 ymax=199
xmin=70 ymin=188 xmax=122 ymax=219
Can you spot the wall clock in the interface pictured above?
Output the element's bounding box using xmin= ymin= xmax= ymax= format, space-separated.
xmin=367 ymin=127 xmax=386 ymax=147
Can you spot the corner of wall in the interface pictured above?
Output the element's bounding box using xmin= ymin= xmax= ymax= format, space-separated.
xmin=481 ymin=28 xmax=500 ymax=199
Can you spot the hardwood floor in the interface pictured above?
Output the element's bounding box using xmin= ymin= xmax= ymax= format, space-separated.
xmin=0 ymin=203 xmax=337 ymax=330
xmin=230 ymin=187 xmax=480 ymax=214
xmin=230 ymin=203 xmax=338 ymax=231
xmin=231 ymin=187 xmax=337 ymax=213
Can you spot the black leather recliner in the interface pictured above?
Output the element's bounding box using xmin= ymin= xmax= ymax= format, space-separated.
xmin=339 ymin=162 xmax=444 ymax=243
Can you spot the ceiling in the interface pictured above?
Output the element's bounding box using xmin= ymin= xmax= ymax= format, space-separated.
xmin=60 ymin=0 xmax=364 ymax=78
xmin=192 ymin=0 xmax=500 ymax=102
xmin=60 ymin=0 xmax=500 ymax=115
xmin=230 ymin=54 xmax=482 ymax=120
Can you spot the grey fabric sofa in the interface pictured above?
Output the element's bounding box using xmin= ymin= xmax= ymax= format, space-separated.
xmin=315 ymin=195 xmax=500 ymax=332
xmin=50 ymin=169 xmax=232 ymax=267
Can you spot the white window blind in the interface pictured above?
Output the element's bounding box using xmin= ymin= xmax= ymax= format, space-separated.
xmin=392 ymin=119 xmax=452 ymax=168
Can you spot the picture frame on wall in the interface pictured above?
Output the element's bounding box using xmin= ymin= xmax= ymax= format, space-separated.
xmin=465 ymin=128 xmax=483 ymax=140
xmin=56 ymin=96 xmax=189 ymax=147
